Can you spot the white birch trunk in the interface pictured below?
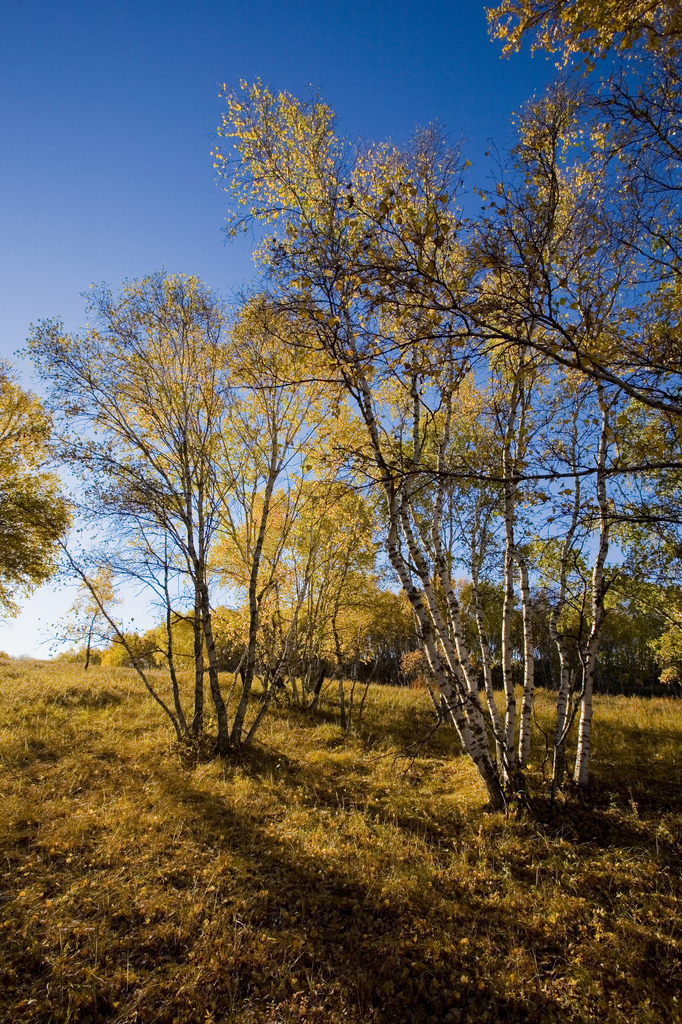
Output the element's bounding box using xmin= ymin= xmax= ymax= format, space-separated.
xmin=390 ymin=490 xmax=504 ymax=806
xmin=548 ymin=442 xmax=580 ymax=794
xmin=573 ymin=396 xmax=611 ymax=788
xmin=501 ymin=544 xmax=517 ymax=764
xmin=397 ymin=508 xmax=489 ymax=736
xmin=469 ymin=497 xmax=504 ymax=766
xmin=472 ymin=573 xmax=503 ymax=761
xmin=552 ymin=657 xmax=572 ymax=792
xmin=501 ymin=404 xmax=519 ymax=776
xmin=516 ymin=553 xmax=535 ymax=767
xmin=342 ymin=345 xmax=505 ymax=809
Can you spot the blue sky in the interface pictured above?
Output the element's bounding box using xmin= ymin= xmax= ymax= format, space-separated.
xmin=0 ymin=0 xmax=554 ymax=655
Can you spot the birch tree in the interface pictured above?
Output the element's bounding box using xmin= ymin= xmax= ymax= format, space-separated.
xmin=216 ymin=88 xmax=512 ymax=805
xmin=29 ymin=273 xmax=233 ymax=749
xmin=216 ymin=82 xmax=635 ymax=799
xmin=213 ymin=299 xmax=347 ymax=744
xmin=572 ymin=388 xmax=614 ymax=785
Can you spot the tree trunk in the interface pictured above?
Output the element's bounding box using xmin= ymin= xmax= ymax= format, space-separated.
xmin=516 ymin=555 xmax=535 ymax=767
xmin=230 ymin=442 xmax=280 ymax=745
xmin=84 ymin=620 xmax=94 ymax=671
xmin=192 ymin=586 xmax=204 ymax=735
xmin=350 ymin=364 xmax=505 ymax=809
xmin=200 ymin=581 xmax=230 ymax=754
xmin=244 ymin=581 xmax=308 ymax=746
xmin=499 ymin=378 xmax=523 ymax=783
xmin=471 ymin=556 xmax=504 ymax=766
xmin=501 ymin=543 xmax=517 ymax=768
xmin=310 ymin=663 xmax=325 ymax=710
xmin=548 ymin=429 xmax=581 ymax=796
xmin=244 ymin=675 xmax=277 ymax=745
xmin=574 ymin=396 xmax=611 ymax=788
xmin=338 ymin=677 xmax=347 ymax=729
xmin=333 ymin=617 xmax=347 ymax=728
xmin=551 ymin=658 xmax=572 ymax=796
xmin=574 ymin=653 xmax=596 ymax=788
xmin=387 ymin=515 xmax=505 ymax=810
xmin=165 ymin=598 xmax=188 ymax=738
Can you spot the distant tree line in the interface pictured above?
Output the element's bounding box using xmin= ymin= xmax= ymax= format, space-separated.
xmin=55 ymin=574 xmax=673 ymax=699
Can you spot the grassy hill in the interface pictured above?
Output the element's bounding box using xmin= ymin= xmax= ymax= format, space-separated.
xmin=1 ymin=660 xmax=680 ymax=1023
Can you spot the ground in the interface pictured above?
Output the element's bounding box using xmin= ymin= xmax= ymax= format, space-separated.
xmin=0 ymin=659 xmax=680 ymax=1023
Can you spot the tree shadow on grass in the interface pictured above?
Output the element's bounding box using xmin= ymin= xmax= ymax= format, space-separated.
xmin=4 ymin=740 xmax=679 ymax=1023
xmin=589 ymin=724 xmax=682 ymax=811
xmin=149 ymin=763 xmax=561 ymax=1024
xmin=219 ymin=740 xmax=468 ymax=851
xmin=261 ymin=687 xmax=462 ymax=760
xmin=149 ymin=746 xmax=678 ymax=1022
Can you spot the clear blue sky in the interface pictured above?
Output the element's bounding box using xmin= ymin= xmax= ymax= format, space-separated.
xmin=0 ymin=0 xmax=554 ymax=656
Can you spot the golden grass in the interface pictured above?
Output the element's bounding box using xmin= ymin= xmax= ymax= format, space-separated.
xmin=0 ymin=661 xmax=681 ymax=1023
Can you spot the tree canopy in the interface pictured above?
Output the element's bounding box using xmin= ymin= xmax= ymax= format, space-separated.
xmin=487 ymin=0 xmax=682 ymax=61
xmin=0 ymin=365 xmax=70 ymax=616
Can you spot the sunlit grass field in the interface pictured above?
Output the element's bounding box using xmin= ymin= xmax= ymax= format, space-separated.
xmin=1 ymin=659 xmax=681 ymax=1023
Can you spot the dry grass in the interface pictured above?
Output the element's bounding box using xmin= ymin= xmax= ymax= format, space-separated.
xmin=0 ymin=660 xmax=681 ymax=1024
